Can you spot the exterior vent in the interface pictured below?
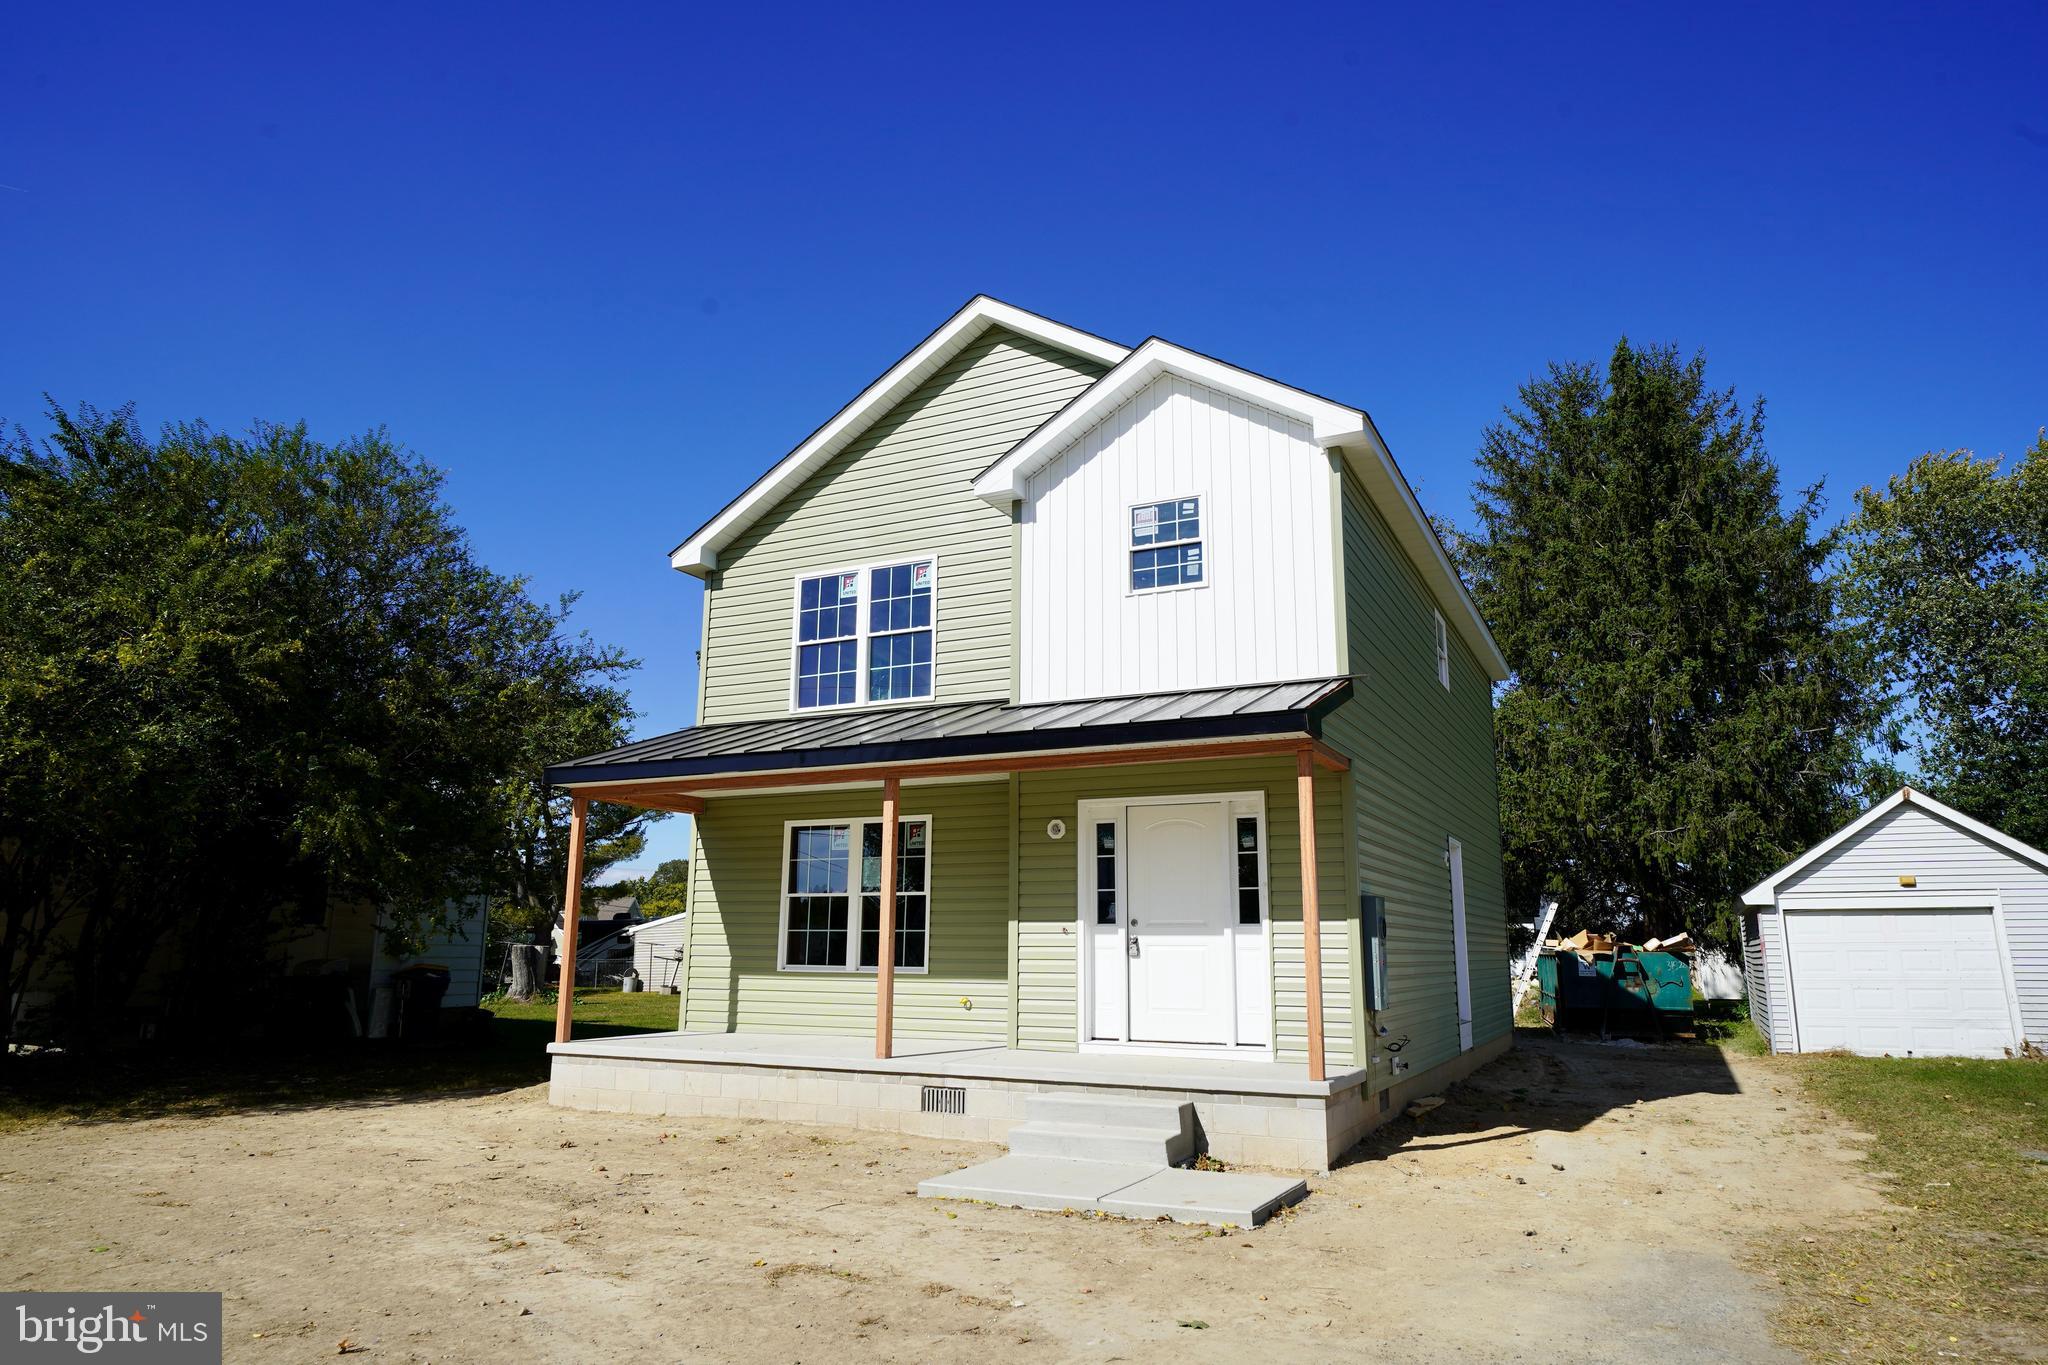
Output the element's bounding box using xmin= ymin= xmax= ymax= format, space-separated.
xmin=921 ymin=1085 xmax=967 ymax=1115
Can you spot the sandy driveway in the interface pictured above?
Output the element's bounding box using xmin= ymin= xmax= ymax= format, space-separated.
xmin=0 ymin=1036 xmax=1878 ymax=1363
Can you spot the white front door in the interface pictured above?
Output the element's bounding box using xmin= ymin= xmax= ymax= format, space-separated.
xmin=1126 ymin=800 xmax=1235 ymax=1045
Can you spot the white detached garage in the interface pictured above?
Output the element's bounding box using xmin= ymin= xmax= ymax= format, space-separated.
xmin=1742 ymin=788 xmax=2043 ymax=1058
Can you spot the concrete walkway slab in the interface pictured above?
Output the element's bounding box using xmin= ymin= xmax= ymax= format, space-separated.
xmin=919 ymin=1155 xmax=1308 ymax=1227
xmin=917 ymin=1155 xmax=1158 ymax=1213
xmin=1099 ymin=1167 xmax=1307 ymax=1226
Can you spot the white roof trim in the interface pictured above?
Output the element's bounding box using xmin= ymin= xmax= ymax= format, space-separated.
xmin=669 ymin=297 xmax=1129 ymax=576
xmin=1741 ymin=786 xmax=2048 ymax=905
xmin=972 ymin=338 xmax=1510 ymax=682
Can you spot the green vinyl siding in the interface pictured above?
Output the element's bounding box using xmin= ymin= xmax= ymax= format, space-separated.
xmin=679 ymin=780 xmax=1012 ymax=1042
xmin=1014 ymin=756 xmax=1351 ymax=1064
xmin=1324 ymin=466 xmax=1509 ymax=1077
xmin=700 ymin=329 xmax=1108 ymax=722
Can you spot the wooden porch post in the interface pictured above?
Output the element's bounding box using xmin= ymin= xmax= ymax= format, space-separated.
xmin=875 ymin=776 xmax=900 ymax=1059
xmin=553 ymin=794 xmax=590 ymax=1045
xmin=1296 ymin=748 xmax=1327 ymax=1082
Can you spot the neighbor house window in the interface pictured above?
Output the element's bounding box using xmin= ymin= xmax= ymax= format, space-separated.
xmin=791 ymin=558 xmax=935 ymax=709
xmin=1130 ymin=497 xmax=1203 ymax=591
xmin=1235 ymin=816 xmax=1264 ymax=925
xmin=781 ymin=818 xmax=929 ymax=971
xmin=1433 ymin=609 xmax=1450 ymax=689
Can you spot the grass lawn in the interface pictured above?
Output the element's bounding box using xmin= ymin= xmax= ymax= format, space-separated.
xmin=0 ymin=990 xmax=680 ymax=1134
xmin=1745 ymin=1047 xmax=2047 ymax=1361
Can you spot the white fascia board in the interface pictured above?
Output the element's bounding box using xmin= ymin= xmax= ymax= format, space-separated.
xmin=1742 ymin=785 xmax=2048 ymax=905
xmin=972 ymin=339 xmax=1366 ymax=506
xmin=669 ymin=297 xmax=1129 ymax=576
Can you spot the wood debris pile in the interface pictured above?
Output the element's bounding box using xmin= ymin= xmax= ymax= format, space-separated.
xmin=1542 ymin=929 xmax=1696 ymax=961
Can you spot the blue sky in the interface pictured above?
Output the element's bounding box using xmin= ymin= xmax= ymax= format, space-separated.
xmin=5 ymin=3 xmax=2043 ymax=877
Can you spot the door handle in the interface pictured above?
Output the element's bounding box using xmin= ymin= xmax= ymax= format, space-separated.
xmin=1128 ymin=934 xmax=1140 ymax=958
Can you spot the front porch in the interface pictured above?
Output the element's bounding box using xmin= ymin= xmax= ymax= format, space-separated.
xmin=549 ymin=1028 xmax=1383 ymax=1170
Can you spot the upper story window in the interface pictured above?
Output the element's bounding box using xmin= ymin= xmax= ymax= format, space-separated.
xmin=1129 ymin=497 xmax=1204 ymax=592
xmin=792 ymin=557 xmax=934 ymax=710
xmin=1433 ymin=608 xmax=1450 ymax=689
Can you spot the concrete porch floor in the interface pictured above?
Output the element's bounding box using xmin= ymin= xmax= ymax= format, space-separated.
xmin=546 ymin=1029 xmax=1406 ymax=1170
xmin=548 ymin=1030 xmax=1368 ymax=1096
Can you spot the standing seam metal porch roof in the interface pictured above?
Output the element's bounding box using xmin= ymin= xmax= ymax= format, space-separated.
xmin=547 ymin=677 xmax=1353 ymax=787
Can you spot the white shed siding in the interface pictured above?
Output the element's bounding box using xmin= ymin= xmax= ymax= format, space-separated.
xmin=1741 ymin=925 xmax=1772 ymax=1049
xmin=631 ymin=916 xmax=691 ymax=991
xmin=1018 ymin=375 xmax=1337 ymax=703
xmin=1776 ymin=802 xmax=2047 ymax=1048
xmin=371 ymin=900 xmax=488 ymax=1009
xmin=1753 ymin=909 xmax=1797 ymax=1053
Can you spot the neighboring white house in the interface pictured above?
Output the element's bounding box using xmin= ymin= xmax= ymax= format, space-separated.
xmin=1742 ymin=787 xmax=2044 ymax=1058
xmin=624 ymin=915 xmax=689 ymax=992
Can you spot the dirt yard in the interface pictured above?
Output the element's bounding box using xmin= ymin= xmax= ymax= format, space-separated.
xmin=0 ymin=1037 xmax=1883 ymax=1363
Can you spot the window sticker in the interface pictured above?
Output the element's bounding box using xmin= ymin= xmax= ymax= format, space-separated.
xmin=912 ymin=561 xmax=932 ymax=591
xmin=839 ymin=571 xmax=858 ymax=596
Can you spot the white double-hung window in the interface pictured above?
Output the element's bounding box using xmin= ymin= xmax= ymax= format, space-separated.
xmin=779 ymin=817 xmax=931 ymax=972
xmin=1129 ymin=497 xmax=1203 ymax=591
xmin=792 ymin=556 xmax=935 ymax=709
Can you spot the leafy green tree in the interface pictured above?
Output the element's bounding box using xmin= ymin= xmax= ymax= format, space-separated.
xmin=0 ymin=403 xmax=661 ymax=1049
xmin=1838 ymin=432 xmax=2048 ymax=847
xmin=635 ymin=859 xmax=690 ymax=918
xmin=1458 ymin=342 xmax=1871 ymax=943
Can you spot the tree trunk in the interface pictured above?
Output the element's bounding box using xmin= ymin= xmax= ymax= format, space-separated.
xmin=506 ymin=943 xmax=539 ymax=1001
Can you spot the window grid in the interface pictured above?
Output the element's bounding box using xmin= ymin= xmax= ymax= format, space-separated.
xmin=1130 ymin=497 xmax=1204 ymax=591
xmin=781 ymin=818 xmax=929 ymax=972
xmin=1235 ymin=816 xmax=1263 ymax=925
xmin=1094 ymin=822 xmax=1117 ymax=926
xmin=792 ymin=559 xmax=935 ymax=710
xmin=795 ymin=571 xmax=861 ymax=709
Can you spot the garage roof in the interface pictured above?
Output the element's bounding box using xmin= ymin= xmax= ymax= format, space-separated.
xmin=1741 ymin=786 xmax=2048 ymax=905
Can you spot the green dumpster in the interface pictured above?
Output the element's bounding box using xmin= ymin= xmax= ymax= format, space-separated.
xmin=1536 ymin=946 xmax=1692 ymax=1035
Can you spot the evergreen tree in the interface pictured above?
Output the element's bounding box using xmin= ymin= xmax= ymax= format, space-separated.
xmin=1460 ymin=342 xmax=1869 ymax=943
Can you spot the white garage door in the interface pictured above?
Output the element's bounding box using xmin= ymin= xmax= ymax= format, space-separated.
xmin=1785 ymin=909 xmax=2016 ymax=1058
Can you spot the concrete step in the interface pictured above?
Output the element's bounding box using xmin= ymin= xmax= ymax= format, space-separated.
xmin=1006 ymin=1120 xmax=1194 ymax=1166
xmin=1022 ymin=1094 xmax=1195 ymax=1132
xmin=919 ymin=1155 xmax=1307 ymax=1228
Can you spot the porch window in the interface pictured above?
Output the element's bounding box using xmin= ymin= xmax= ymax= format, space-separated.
xmin=781 ymin=817 xmax=930 ymax=972
xmin=1130 ymin=497 xmax=1203 ymax=591
xmin=1093 ymin=822 xmax=1117 ymax=925
xmin=859 ymin=818 xmax=929 ymax=970
xmin=791 ymin=558 xmax=935 ymax=709
xmin=1235 ymin=816 xmax=1264 ymax=925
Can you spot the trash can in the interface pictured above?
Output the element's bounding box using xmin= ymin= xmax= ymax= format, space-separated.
xmin=394 ymin=964 xmax=451 ymax=1041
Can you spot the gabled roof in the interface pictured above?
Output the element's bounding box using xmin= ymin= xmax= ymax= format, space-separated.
xmin=970 ymin=337 xmax=1510 ymax=682
xmin=668 ymin=296 xmax=1129 ymax=575
xmin=1741 ymin=786 xmax=2048 ymax=905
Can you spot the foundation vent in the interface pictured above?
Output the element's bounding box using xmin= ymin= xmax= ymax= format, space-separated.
xmin=921 ymin=1085 xmax=968 ymax=1115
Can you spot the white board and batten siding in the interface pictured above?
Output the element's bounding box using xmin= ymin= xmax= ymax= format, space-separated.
xmin=1751 ymin=797 xmax=2045 ymax=1057
xmin=1018 ymin=374 xmax=1337 ymax=703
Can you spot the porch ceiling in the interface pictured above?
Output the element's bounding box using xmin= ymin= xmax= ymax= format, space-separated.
xmin=546 ymin=676 xmax=1353 ymax=798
